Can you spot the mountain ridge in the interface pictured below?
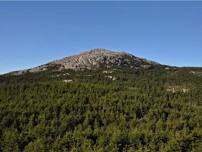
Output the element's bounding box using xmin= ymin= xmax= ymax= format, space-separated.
xmin=10 ymin=48 xmax=160 ymax=75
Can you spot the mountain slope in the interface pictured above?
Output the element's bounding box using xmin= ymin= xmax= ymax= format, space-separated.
xmin=10 ymin=48 xmax=160 ymax=75
xmin=0 ymin=49 xmax=202 ymax=152
xmin=50 ymin=48 xmax=159 ymax=70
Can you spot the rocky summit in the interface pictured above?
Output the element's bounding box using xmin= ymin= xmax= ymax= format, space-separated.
xmin=12 ymin=48 xmax=159 ymax=75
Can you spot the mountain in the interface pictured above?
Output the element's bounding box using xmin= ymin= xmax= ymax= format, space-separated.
xmin=50 ymin=48 xmax=159 ymax=70
xmin=10 ymin=48 xmax=160 ymax=75
xmin=0 ymin=49 xmax=202 ymax=152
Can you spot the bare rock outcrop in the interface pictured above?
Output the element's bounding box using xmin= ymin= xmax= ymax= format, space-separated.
xmin=49 ymin=48 xmax=159 ymax=71
xmin=10 ymin=48 xmax=160 ymax=75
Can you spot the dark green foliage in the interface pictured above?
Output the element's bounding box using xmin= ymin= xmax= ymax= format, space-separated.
xmin=0 ymin=66 xmax=202 ymax=151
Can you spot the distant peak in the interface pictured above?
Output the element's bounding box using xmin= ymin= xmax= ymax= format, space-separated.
xmin=83 ymin=48 xmax=119 ymax=55
xmin=48 ymin=48 xmax=159 ymax=71
xmin=81 ymin=48 xmax=129 ymax=56
xmin=89 ymin=48 xmax=112 ymax=53
xmin=10 ymin=48 xmax=160 ymax=75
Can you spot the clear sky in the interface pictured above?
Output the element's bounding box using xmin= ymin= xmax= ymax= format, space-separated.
xmin=0 ymin=1 xmax=202 ymax=74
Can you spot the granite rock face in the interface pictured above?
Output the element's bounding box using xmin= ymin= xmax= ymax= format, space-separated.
xmin=50 ymin=48 xmax=159 ymax=70
xmin=10 ymin=48 xmax=160 ymax=74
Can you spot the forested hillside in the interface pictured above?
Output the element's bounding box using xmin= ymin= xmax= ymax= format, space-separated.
xmin=0 ymin=66 xmax=202 ymax=152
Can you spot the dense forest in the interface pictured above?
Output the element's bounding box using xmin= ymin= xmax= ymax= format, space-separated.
xmin=0 ymin=66 xmax=202 ymax=151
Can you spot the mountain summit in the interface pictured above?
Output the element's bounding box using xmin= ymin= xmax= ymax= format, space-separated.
xmin=50 ymin=48 xmax=159 ymax=70
xmin=12 ymin=48 xmax=160 ymax=74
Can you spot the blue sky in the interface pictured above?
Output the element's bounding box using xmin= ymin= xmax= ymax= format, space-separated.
xmin=0 ymin=1 xmax=202 ymax=74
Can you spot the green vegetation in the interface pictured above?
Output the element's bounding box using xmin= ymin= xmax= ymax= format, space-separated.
xmin=0 ymin=66 xmax=202 ymax=151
